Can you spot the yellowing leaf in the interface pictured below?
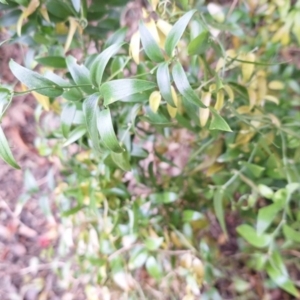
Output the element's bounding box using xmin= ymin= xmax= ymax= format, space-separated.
xmin=215 ymin=57 xmax=225 ymax=72
xmin=214 ymin=89 xmax=224 ymax=111
xmin=129 ymin=31 xmax=140 ymax=65
xmin=167 ymin=104 xmax=177 ymax=118
xmin=268 ymin=81 xmax=284 ymax=90
xmin=232 ymin=130 xmax=255 ymax=147
xmin=56 ymin=22 xmax=68 ymax=35
xmin=32 ymin=91 xmax=50 ymax=111
xmin=17 ymin=0 xmax=40 ymax=36
xmin=206 ymin=163 xmax=224 ymax=176
xmin=272 ymin=25 xmax=291 ymax=45
xmin=247 ymin=87 xmax=257 ymax=108
xmin=170 ymin=85 xmax=178 ymax=107
xmin=199 ymin=92 xmax=211 ymax=127
xmin=236 ymin=105 xmax=251 ymax=114
xmin=264 ymin=95 xmax=279 ymax=105
xmin=241 ymin=53 xmax=255 ymax=82
xmin=207 ymin=3 xmax=225 ymax=23
xmin=39 ymin=5 xmax=50 ymax=22
xmin=145 ymin=18 xmax=160 ymax=44
xmin=151 ymin=0 xmax=159 ymax=11
xmin=257 ymin=71 xmax=267 ymax=104
xmin=64 ymin=17 xmax=79 ymax=53
xmin=268 ymin=113 xmax=281 ymax=127
xmin=149 ymin=91 xmax=161 ymax=112
xmin=224 ymin=85 xmax=234 ymax=102
xmin=156 ymin=19 xmax=173 ymax=36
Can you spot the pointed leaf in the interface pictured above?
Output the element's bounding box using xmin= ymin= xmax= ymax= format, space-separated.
xmin=172 ymin=61 xmax=205 ymax=108
xmin=90 ymin=42 xmax=124 ymax=88
xmin=149 ymin=91 xmax=161 ymax=112
xmin=156 ymin=62 xmax=175 ymax=106
xmin=214 ymin=188 xmax=227 ymax=235
xmin=9 ymin=60 xmax=63 ymax=97
xmin=283 ymin=224 xmax=300 ymax=243
xmin=209 ymin=108 xmax=232 ymax=132
xmin=97 ymin=108 xmax=123 ymax=153
xmin=146 ymin=256 xmax=163 ymax=279
xmin=139 ymin=21 xmax=164 ymax=62
xmin=63 ymin=125 xmax=86 ymax=147
xmin=83 ymin=93 xmax=101 ymax=151
xmin=35 ymin=56 xmax=67 ymax=69
xmin=104 ymin=27 xmax=127 ymax=49
xmin=266 ymin=263 xmax=299 ymax=298
xmin=66 ymin=56 xmax=94 ymax=94
xmin=100 ymin=79 xmax=156 ymax=105
xmin=257 ymin=201 xmax=284 ymax=235
xmin=145 ymin=237 xmax=164 ymax=251
xmin=0 ymin=88 xmax=12 ymax=117
xmin=188 ymin=31 xmax=210 ymax=56
xmin=61 ymin=103 xmax=77 ymax=138
xmin=0 ymin=126 xmax=20 ymax=169
xmin=71 ymin=0 xmax=80 ymax=12
xmin=165 ymin=9 xmax=197 ymax=57
xmin=111 ymin=150 xmax=131 ymax=171
xmin=237 ymin=224 xmax=271 ymax=248
xmin=129 ymin=249 xmax=148 ymax=270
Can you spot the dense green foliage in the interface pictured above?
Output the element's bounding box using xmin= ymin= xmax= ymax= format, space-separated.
xmin=1 ymin=0 xmax=300 ymax=298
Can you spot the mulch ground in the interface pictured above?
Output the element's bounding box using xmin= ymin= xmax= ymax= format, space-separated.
xmin=0 ymin=39 xmax=70 ymax=300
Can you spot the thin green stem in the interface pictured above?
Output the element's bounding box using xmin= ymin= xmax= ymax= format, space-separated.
xmin=13 ymin=84 xmax=93 ymax=96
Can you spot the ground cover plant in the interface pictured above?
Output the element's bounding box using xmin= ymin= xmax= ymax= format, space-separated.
xmin=0 ymin=0 xmax=300 ymax=298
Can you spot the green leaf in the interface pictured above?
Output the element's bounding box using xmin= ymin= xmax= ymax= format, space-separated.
xmin=258 ymin=184 xmax=274 ymax=199
xmin=104 ymin=27 xmax=127 ymax=48
xmin=266 ymin=262 xmax=299 ymax=298
xmin=257 ymin=201 xmax=284 ymax=235
xmin=90 ymin=42 xmax=124 ymax=88
xmin=97 ymin=108 xmax=123 ymax=153
xmin=240 ymin=161 xmax=265 ymax=178
xmin=121 ymin=91 xmax=152 ymax=103
xmin=66 ymin=56 xmax=94 ymax=94
xmin=0 ymin=126 xmax=20 ymax=169
xmin=209 ymin=108 xmax=232 ymax=132
xmin=139 ymin=21 xmax=164 ymax=63
xmin=71 ymin=0 xmax=80 ymax=12
xmin=183 ymin=210 xmax=205 ymax=222
xmin=83 ymin=93 xmax=101 ymax=151
xmin=0 ymin=0 xmax=7 ymax=4
xmin=286 ymin=183 xmax=300 ymax=194
xmin=146 ymin=256 xmax=163 ymax=279
xmin=149 ymin=192 xmax=178 ymax=204
xmin=61 ymin=102 xmax=77 ymax=138
xmin=283 ymin=224 xmax=300 ymax=243
xmin=156 ymin=62 xmax=175 ymax=106
xmin=172 ymin=61 xmax=205 ymax=108
xmin=272 ymin=188 xmax=288 ymax=203
xmin=111 ymin=150 xmax=131 ymax=171
xmin=100 ymin=79 xmax=156 ymax=105
xmin=0 ymin=87 xmax=12 ymax=117
xmin=165 ymin=9 xmax=197 ymax=57
xmin=214 ymin=188 xmax=227 ymax=235
xmin=35 ymin=56 xmax=66 ymax=69
xmin=129 ymin=248 xmax=148 ymax=270
xmin=236 ymin=224 xmax=271 ymax=248
xmin=141 ymin=107 xmax=173 ymax=126
xmin=9 ymin=60 xmax=63 ymax=98
xmin=63 ymin=125 xmax=87 ymax=147
xmin=145 ymin=237 xmax=164 ymax=251
xmin=188 ymin=30 xmax=210 ymax=56
xmin=44 ymin=71 xmax=83 ymax=101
